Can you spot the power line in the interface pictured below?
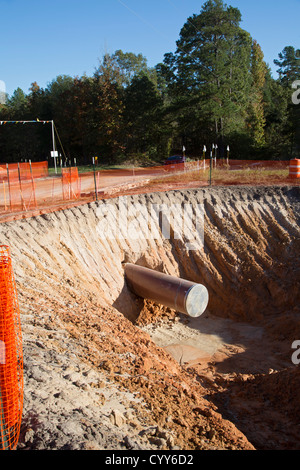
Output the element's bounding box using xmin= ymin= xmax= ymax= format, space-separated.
xmin=116 ymin=0 xmax=198 ymax=58
xmin=117 ymin=0 xmax=169 ymax=41
xmin=166 ymin=0 xmax=203 ymax=36
xmin=53 ymin=122 xmax=67 ymax=160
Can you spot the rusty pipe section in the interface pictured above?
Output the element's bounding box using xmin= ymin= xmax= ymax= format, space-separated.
xmin=124 ymin=263 xmax=209 ymax=318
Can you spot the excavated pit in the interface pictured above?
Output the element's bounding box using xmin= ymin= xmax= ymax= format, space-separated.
xmin=0 ymin=185 xmax=299 ymax=450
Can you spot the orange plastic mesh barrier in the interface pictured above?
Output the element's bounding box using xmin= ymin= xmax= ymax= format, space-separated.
xmin=0 ymin=161 xmax=48 ymax=182
xmin=6 ymin=178 xmax=37 ymax=212
xmin=0 ymin=246 xmax=23 ymax=450
xmin=0 ymin=159 xmax=299 ymax=220
xmin=62 ymin=167 xmax=80 ymax=200
xmin=0 ymin=162 xmax=46 ymax=212
xmin=223 ymin=159 xmax=289 ymax=170
xmin=0 ymin=162 xmax=47 ymax=212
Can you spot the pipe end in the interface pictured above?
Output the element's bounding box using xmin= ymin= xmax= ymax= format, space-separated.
xmin=185 ymin=284 xmax=209 ymax=318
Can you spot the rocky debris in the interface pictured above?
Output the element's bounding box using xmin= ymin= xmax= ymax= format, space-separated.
xmin=0 ymin=185 xmax=297 ymax=450
xmin=110 ymin=409 xmax=125 ymax=428
xmin=16 ymin=286 xmax=255 ymax=450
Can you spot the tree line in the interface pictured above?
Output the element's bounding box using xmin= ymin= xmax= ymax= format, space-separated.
xmin=0 ymin=0 xmax=299 ymax=166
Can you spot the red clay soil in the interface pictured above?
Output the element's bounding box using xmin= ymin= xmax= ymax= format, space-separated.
xmin=58 ymin=304 xmax=255 ymax=450
xmin=0 ymin=183 xmax=299 ymax=450
xmin=0 ymin=175 xmax=299 ymax=224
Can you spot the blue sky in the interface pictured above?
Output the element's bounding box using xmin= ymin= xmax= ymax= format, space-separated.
xmin=0 ymin=0 xmax=299 ymax=97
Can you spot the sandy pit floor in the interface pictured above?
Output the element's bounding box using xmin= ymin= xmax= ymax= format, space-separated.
xmin=0 ymin=184 xmax=299 ymax=451
xmin=142 ymin=313 xmax=266 ymax=370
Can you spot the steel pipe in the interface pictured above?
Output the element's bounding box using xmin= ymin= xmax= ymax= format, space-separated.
xmin=124 ymin=263 xmax=209 ymax=318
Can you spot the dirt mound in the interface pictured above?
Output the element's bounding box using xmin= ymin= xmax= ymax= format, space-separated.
xmin=210 ymin=366 xmax=300 ymax=450
xmin=0 ymin=185 xmax=299 ymax=450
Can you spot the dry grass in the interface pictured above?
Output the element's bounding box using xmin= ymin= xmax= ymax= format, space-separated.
xmin=147 ymin=166 xmax=296 ymax=187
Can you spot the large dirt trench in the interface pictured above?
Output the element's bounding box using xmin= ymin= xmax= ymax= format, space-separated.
xmin=0 ymin=185 xmax=299 ymax=450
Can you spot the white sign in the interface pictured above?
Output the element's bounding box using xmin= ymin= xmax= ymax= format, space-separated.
xmin=51 ymin=151 xmax=59 ymax=158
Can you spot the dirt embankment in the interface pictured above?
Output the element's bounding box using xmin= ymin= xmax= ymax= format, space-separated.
xmin=0 ymin=185 xmax=299 ymax=450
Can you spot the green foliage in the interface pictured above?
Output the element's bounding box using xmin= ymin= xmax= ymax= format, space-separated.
xmin=274 ymin=46 xmax=300 ymax=87
xmin=247 ymin=40 xmax=267 ymax=148
xmin=159 ymin=0 xmax=254 ymax=156
xmin=0 ymin=4 xmax=298 ymax=163
xmin=272 ymin=46 xmax=300 ymax=157
xmin=124 ymin=75 xmax=165 ymax=156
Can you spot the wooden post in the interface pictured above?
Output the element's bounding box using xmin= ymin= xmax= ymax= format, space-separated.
xmin=92 ymin=158 xmax=98 ymax=201
xmin=17 ymin=163 xmax=25 ymax=211
xmin=29 ymin=160 xmax=37 ymax=208
xmin=6 ymin=165 xmax=12 ymax=212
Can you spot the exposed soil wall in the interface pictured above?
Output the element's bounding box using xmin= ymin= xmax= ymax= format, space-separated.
xmin=0 ymin=185 xmax=299 ymax=450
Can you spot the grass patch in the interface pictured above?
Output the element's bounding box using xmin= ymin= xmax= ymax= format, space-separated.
xmin=48 ymin=162 xmax=141 ymax=175
xmin=145 ymin=167 xmax=290 ymax=187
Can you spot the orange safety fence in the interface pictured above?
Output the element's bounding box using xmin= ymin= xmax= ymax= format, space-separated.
xmin=0 ymin=159 xmax=299 ymax=219
xmin=0 ymin=161 xmax=48 ymax=182
xmin=62 ymin=167 xmax=81 ymax=200
xmin=6 ymin=178 xmax=37 ymax=212
xmin=0 ymin=246 xmax=23 ymax=450
xmin=223 ymin=159 xmax=289 ymax=170
xmin=0 ymin=162 xmax=48 ymax=212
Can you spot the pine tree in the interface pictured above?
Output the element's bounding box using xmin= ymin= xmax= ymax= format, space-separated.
xmin=124 ymin=75 xmax=164 ymax=157
xmin=248 ymin=40 xmax=267 ymax=148
xmin=274 ymin=46 xmax=300 ymax=157
xmin=161 ymin=0 xmax=253 ymax=156
xmin=274 ymin=46 xmax=300 ymax=87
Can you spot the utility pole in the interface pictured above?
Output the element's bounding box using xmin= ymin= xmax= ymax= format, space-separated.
xmin=92 ymin=157 xmax=98 ymax=201
xmin=209 ymin=150 xmax=213 ymax=186
xmin=51 ymin=120 xmax=57 ymax=174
